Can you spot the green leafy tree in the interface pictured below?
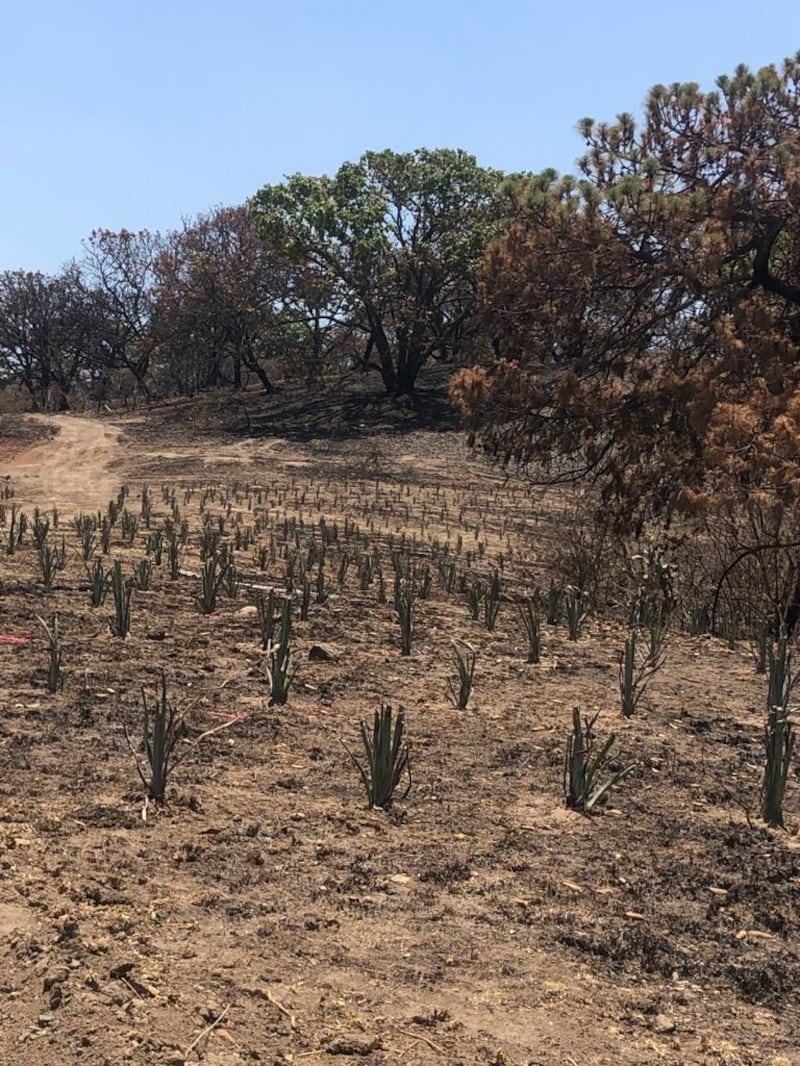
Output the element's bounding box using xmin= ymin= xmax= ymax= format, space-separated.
xmin=251 ymin=148 xmax=506 ymax=395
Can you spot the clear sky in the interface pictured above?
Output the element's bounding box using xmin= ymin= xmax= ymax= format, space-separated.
xmin=2 ymin=1 xmax=799 ymax=274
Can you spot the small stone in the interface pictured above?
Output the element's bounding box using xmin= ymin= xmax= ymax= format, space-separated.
xmin=309 ymin=643 xmax=339 ymax=662
xmin=652 ymin=1014 xmax=676 ymax=1034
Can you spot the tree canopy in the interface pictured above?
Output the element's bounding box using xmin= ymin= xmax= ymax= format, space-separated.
xmin=251 ymin=148 xmax=507 ymax=395
xmin=452 ymin=55 xmax=800 ymax=533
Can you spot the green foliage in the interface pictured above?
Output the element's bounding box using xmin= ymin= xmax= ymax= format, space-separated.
xmin=221 ymin=546 xmax=239 ymax=598
xmin=251 ymin=149 xmax=506 ymax=394
xmin=140 ymin=483 xmax=152 ymax=527
xmin=347 ymin=704 xmax=411 ymax=809
xmin=146 ymin=528 xmax=163 ymax=564
xmin=564 ymin=709 xmax=635 ymax=812
xmin=99 ymin=516 xmax=111 ymax=554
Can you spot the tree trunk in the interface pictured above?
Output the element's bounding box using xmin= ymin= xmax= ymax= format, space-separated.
xmin=246 ymin=358 xmax=276 ymax=394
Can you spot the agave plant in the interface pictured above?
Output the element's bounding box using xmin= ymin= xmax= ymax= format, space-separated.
xmin=564 ymin=709 xmax=634 ymax=813
xmin=348 ymin=704 xmax=411 ymax=809
xmin=447 ymin=639 xmax=476 ymax=709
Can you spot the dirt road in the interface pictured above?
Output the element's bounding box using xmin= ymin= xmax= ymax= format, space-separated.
xmin=1 ymin=413 xmax=123 ymax=512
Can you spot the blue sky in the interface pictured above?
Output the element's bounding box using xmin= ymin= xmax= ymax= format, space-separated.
xmin=2 ymin=1 xmax=799 ymax=273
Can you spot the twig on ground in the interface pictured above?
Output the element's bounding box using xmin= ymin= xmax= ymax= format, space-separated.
xmin=397 ymin=1027 xmax=445 ymax=1053
xmin=184 ymin=1003 xmax=231 ymax=1057
xmin=266 ymin=988 xmax=297 ymax=1029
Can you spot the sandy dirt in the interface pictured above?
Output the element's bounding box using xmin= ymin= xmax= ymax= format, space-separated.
xmin=3 ymin=414 xmax=125 ymax=513
xmin=0 ymin=395 xmax=799 ymax=1066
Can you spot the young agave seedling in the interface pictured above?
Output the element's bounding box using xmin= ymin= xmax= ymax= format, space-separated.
xmin=564 ymin=586 xmax=588 ymax=640
xmin=164 ymin=519 xmax=181 ymax=579
xmin=87 ymin=557 xmax=111 ymax=606
xmin=220 ymin=546 xmax=239 ymax=598
xmin=763 ymin=629 xmax=797 ymax=828
xmin=146 ymin=528 xmax=163 ymax=565
xmin=124 ymin=673 xmax=235 ymax=810
xmin=466 ymin=575 xmax=485 ymax=621
xmin=484 ymin=571 xmax=501 ymax=631
xmin=264 ymin=596 xmax=294 ymax=705
xmin=347 ymin=704 xmax=411 ymax=809
xmin=110 ymin=559 xmax=133 ymax=637
xmin=129 ymin=673 xmax=182 ymax=805
xmin=198 ymin=551 xmax=229 ymax=614
xmin=99 ymin=517 xmax=111 ymax=554
xmin=448 ymin=639 xmax=477 ymax=709
xmin=120 ymin=508 xmax=139 ymax=545
xmin=134 ymin=557 xmax=154 ymax=591
xmin=32 ymin=509 xmax=50 ymax=551
xmin=564 ymin=708 xmax=634 ymax=812
xmin=36 ymin=614 xmax=63 ymax=693
xmin=140 ymin=483 xmax=152 ymax=527
xmin=396 ymin=579 xmax=414 ymax=656
xmin=256 ymin=588 xmax=278 ymax=649
xmin=74 ymin=513 xmax=97 ymax=561
xmin=545 ymin=579 xmax=562 ymax=625
xmin=6 ymin=505 xmax=27 ymax=555
xmin=38 ymin=536 xmax=68 ymax=589
xmin=518 ymin=595 xmax=541 ymax=664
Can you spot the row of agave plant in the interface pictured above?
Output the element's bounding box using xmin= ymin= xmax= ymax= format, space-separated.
xmin=0 ymin=475 xmax=796 ymax=827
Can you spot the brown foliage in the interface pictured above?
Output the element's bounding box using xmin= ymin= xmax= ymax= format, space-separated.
xmin=461 ymin=55 xmax=800 ymax=533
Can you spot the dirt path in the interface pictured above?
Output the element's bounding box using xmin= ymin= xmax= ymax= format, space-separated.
xmin=1 ymin=413 xmax=124 ymax=512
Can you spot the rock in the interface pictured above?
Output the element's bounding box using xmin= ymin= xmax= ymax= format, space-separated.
xmin=309 ymin=643 xmax=339 ymax=662
xmin=652 ymin=1014 xmax=676 ymax=1034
